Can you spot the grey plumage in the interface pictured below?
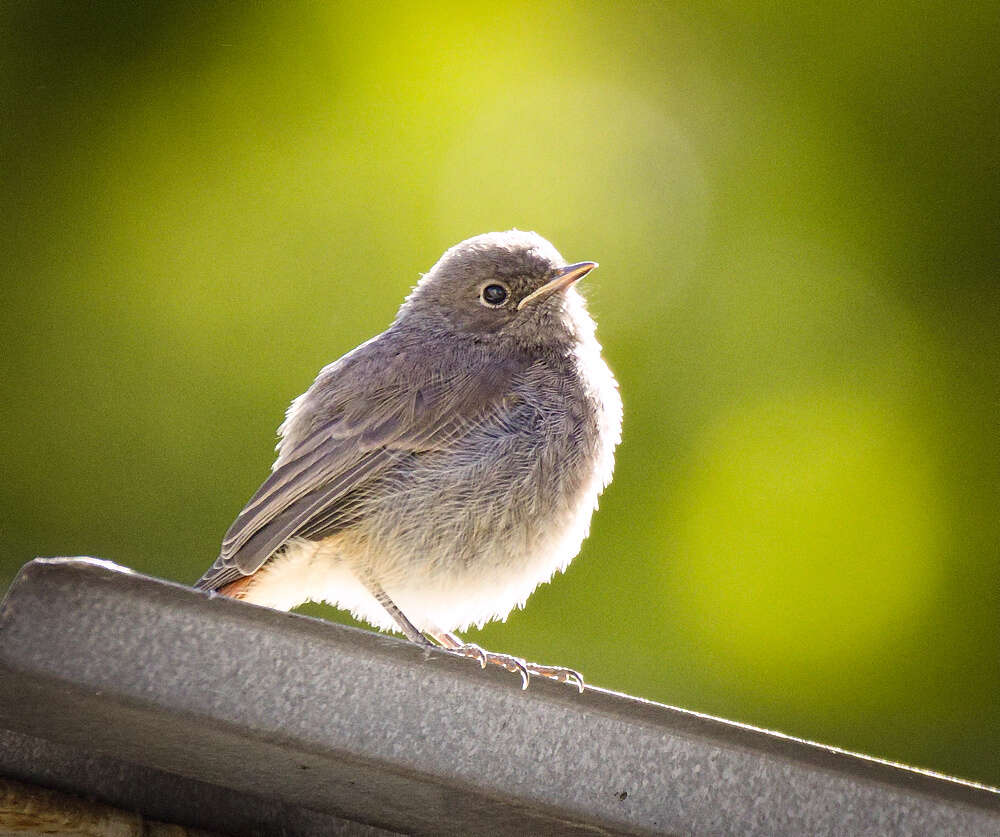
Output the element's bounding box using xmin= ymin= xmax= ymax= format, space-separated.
xmin=196 ymin=230 xmax=621 ymax=655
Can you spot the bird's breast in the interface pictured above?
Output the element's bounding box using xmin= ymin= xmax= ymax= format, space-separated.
xmin=353 ymin=341 xmax=621 ymax=589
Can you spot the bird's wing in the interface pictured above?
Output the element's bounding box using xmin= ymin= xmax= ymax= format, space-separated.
xmin=196 ymin=339 xmax=522 ymax=590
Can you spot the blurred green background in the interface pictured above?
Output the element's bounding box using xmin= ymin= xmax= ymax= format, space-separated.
xmin=2 ymin=1 xmax=998 ymax=786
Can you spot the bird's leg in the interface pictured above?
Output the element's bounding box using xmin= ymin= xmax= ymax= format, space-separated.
xmin=427 ymin=629 xmax=584 ymax=693
xmin=363 ymin=578 xmax=435 ymax=648
xmin=360 ymin=579 xmax=584 ymax=693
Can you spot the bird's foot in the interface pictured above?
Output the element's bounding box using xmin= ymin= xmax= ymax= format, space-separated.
xmin=447 ymin=642 xmax=530 ymax=689
xmin=524 ymin=661 xmax=585 ymax=693
xmin=445 ymin=642 xmax=584 ymax=692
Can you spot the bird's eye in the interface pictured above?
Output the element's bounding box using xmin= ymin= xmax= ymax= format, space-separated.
xmin=480 ymin=283 xmax=509 ymax=307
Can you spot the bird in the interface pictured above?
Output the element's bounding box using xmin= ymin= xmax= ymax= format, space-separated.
xmin=195 ymin=230 xmax=622 ymax=689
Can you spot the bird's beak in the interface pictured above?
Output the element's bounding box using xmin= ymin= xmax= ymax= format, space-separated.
xmin=517 ymin=261 xmax=598 ymax=310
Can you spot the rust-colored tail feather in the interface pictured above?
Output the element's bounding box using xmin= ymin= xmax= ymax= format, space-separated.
xmin=217 ymin=576 xmax=255 ymax=599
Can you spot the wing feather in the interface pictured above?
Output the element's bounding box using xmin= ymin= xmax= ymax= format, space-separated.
xmin=196 ymin=337 xmax=524 ymax=591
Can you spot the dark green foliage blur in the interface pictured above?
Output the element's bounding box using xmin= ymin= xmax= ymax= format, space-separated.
xmin=2 ymin=1 xmax=998 ymax=786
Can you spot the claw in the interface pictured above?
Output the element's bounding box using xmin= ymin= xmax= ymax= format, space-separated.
xmin=524 ymin=662 xmax=585 ymax=693
xmin=458 ymin=642 xmax=488 ymax=668
xmin=447 ymin=644 xmax=530 ymax=689
xmin=447 ymin=641 xmax=490 ymax=669
xmin=502 ymin=656 xmax=529 ymax=690
xmin=432 ymin=631 xmax=583 ymax=692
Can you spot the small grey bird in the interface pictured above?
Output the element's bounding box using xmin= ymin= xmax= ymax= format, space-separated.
xmin=196 ymin=230 xmax=622 ymax=689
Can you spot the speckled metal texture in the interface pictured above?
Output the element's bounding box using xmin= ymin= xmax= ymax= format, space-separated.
xmin=1 ymin=558 xmax=998 ymax=836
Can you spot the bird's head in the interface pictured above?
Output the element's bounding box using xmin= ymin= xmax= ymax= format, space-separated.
xmin=398 ymin=230 xmax=599 ymax=352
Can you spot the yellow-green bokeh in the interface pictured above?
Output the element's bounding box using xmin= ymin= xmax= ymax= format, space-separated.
xmin=671 ymin=391 xmax=944 ymax=681
xmin=2 ymin=1 xmax=997 ymax=787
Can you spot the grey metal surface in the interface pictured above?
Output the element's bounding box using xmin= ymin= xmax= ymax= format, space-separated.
xmin=0 ymin=728 xmax=398 ymax=836
xmin=1 ymin=558 xmax=998 ymax=836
